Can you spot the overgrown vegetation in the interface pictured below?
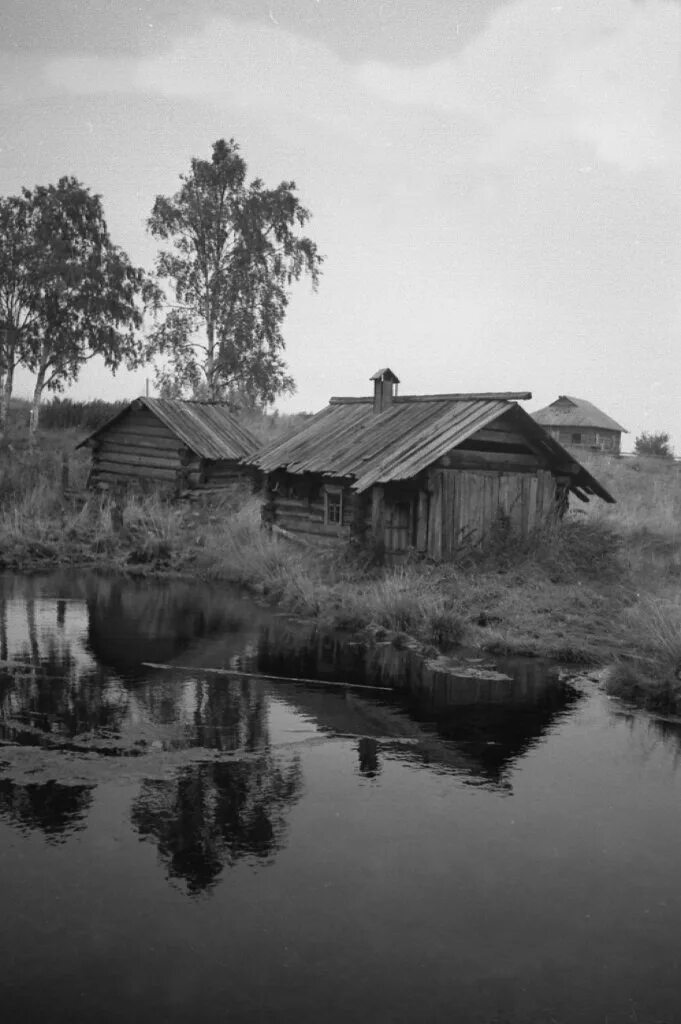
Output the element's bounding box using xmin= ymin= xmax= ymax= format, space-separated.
xmin=146 ymin=137 xmax=322 ymax=404
xmin=0 ymin=179 xmax=155 ymax=435
xmin=634 ymin=430 xmax=674 ymax=459
xmin=1 ymin=426 xmax=680 ymax=714
xmin=36 ymin=397 xmax=128 ymax=432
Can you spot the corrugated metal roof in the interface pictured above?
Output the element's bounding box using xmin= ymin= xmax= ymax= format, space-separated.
xmin=250 ymin=393 xmax=615 ymax=503
xmin=78 ymin=397 xmax=259 ymax=460
xmin=532 ymin=396 xmax=627 ymax=433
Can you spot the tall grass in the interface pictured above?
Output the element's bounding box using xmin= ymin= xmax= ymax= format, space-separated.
xmin=579 ymin=453 xmax=681 ymax=535
xmin=3 ymin=434 xmax=681 ymax=708
xmin=605 ymin=596 xmax=681 ymax=713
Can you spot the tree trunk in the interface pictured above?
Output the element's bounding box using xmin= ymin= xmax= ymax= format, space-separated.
xmin=0 ymin=360 xmax=15 ymax=431
xmin=205 ymin=317 xmax=219 ymax=400
xmin=29 ymin=367 xmax=46 ymax=440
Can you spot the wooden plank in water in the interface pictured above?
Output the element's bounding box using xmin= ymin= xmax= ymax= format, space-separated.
xmin=142 ymin=661 xmax=394 ymax=692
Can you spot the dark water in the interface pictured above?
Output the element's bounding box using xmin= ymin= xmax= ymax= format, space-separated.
xmin=1 ymin=573 xmax=680 ymax=1024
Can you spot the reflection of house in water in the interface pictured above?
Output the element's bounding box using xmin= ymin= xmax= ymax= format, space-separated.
xmin=131 ymin=754 xmax=303 ymax=895
xmin=0 ymin=778 xmax=93 ymax=842
xmin=83 ymin=576 xmax=265 ymax=680
xmin=253 ymin=623 xmax=581 ymax=791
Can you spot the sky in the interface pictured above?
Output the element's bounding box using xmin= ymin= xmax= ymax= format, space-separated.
xmin=1 ymin=0 xmax=680 ymax=449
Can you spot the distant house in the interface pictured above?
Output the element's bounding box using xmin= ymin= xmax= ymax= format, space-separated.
xmin=247 ymin=369 xmax=614 ymax=561
xmin=531 ymin=396 xmax=627 ymax=453
xmin=77 ymin=397 xmax=259 ymax=491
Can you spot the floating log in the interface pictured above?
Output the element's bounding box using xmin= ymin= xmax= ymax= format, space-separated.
xmin=142 ymin=661 xmax=394 ymax=692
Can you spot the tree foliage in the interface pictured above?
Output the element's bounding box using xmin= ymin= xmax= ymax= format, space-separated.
xmin=0 ymin=177 xmax=156 ymax=434
xmin=634 ymin=431 xmax=674 ymax=458
xmin=147 ymin=138 xmax=322 ymax=405
xmin=0 ymin=194 xmax=37 ymax=427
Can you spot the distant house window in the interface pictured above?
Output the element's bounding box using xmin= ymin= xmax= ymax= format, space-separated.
xmin=571 ymin=433 xmax=582 ymax=444
xmin=325 ymin=488 xmax=343 ymax=525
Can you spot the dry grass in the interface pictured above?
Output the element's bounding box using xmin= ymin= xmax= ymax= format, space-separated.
xmin=604 ymin=596 xmax=681 ymax=712
xmin=3 ymin=432 xmax=681 ymax=710
xmin=578 ymin=452 xmax=681 ymax=533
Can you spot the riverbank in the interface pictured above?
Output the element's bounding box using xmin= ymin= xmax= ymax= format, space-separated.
xmin=1 ymin=431 xmax=680 ymax=713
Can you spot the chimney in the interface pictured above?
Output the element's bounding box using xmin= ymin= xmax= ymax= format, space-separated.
xmin=371 ymin=368 xmax=400 ymax=413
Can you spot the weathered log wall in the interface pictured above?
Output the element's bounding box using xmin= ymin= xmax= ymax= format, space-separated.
xmin=261 ymin=412 xmax=562 ymax=559
xmin=200 ymin=460 xmax=254 ymax=489
xmin=87 ymin=407 xmax=252 ymax=491
xmin=89 ymin=407 xmax=186 ymax=487
xmin=264 ymin=471 xmax=367 ymax=541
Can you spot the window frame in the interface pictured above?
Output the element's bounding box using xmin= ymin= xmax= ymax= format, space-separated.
xmin=324 ymin=486 xmax=343 ymax=526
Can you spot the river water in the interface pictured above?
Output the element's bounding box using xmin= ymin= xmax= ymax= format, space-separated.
xmin=1 ymin=571 xmax=680 ymax=1024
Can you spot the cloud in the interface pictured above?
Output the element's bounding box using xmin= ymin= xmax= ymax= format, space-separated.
xmin=25 ymin=0 xmax=681 ymax=173
xmin=40 ymin=18 xmax=375 ymax=142
xmin=356 ymin=0 xmax=681 ymax=170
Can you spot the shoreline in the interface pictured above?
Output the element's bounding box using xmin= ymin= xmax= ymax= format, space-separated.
xmin=2 ymin=436 xmax=681 ymax=716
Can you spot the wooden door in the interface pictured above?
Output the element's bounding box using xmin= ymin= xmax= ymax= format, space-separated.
xmin=385 ymin=500 xmax=413 ymax=552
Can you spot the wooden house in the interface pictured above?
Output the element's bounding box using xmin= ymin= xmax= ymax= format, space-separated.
xmin=531 ymin=396 xmax=627 ymax=453
xmin=248 ymin=369 xmax=614 ymax=561
xmin=77 ymin=397 xmax=259 ymax=491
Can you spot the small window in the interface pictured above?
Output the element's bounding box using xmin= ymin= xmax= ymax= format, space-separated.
xmin=571 ymin=433 xmax=582 ymax=444
xmin=325 ymin=488 xmax=343 ymax=525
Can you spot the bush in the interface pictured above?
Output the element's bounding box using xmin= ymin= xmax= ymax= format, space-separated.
xmin=634 ymin=430 xmax=674 ymax=459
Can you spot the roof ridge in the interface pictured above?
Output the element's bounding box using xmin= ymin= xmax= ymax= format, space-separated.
xmin=329 ymin=392 xmax=531 ymax=406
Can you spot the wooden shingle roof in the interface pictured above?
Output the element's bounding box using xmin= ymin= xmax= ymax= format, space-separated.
xmin=532 ymin=396 xmax=627 ymax=433
xmin=250 ymin=391 xmax=614 ymax=502
xmin=77 ymin=397 xmax=259 ymax=461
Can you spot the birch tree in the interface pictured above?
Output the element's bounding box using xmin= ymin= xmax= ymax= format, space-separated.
xmin=0 ymin=195 xmax=38 ymax=432
xmin=0 ymin=178 xmax=155 ymax=436
xmin=26 ymin=177 xmax=156 ymax=434
xmin=147 ymin=138 xmax=322 ymax=405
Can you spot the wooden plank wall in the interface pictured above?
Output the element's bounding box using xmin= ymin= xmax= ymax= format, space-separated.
xmin=91 ymin=407 xmax=186 ymax=486
xmin=427 ymin=468 xmax=556 ymax=559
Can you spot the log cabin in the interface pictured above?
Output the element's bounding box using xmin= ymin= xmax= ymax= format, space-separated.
xmin=531 ymin=396 xmax=627 ymax=453
xmin=77 ymin=397 xmax=259 ymax=492
xmin=248 ymin=369 xmax=615 ymax=561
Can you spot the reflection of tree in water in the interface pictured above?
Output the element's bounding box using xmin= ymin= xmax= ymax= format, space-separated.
xmin=84 ymin=576 xmax=252 ymax=680
xmin=357 ymin=737 xmax=381 ymax=779
xmin=0 ymin=587 xmax=129 ymax=746
xmin=0 ymin=641 xmax=127 ymax=745
xmin=133 ymin=676 xmax=270 ymax=754
xmin=131 ymin=754 xmax=303 ymax=895
xmin=0 ymin=778 xmax=93 ymax=842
